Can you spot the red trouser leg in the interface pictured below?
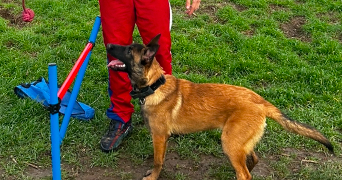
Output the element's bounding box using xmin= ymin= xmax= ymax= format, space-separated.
xmin=135 ymin=0 xmax=172 ymax=75
xmin=99 ymin=0 xmax=172 ymax=123
xmin=99 ymin=0 xmax=135 ymax=123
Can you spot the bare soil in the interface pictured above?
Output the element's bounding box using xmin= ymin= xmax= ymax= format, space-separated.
xmin=19 ymin=147 xmax=340 ymax=180
xmin=0 ymin=5 xmax=27 ymax=28
xmin=269 ymin=4 xmax=288 ymax=12
xmin=280 ymin=16 xmax=311 ymax=42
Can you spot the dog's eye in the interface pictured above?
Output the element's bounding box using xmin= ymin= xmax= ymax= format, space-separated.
xmin=127 ymin=47 xmax=132 ymax=55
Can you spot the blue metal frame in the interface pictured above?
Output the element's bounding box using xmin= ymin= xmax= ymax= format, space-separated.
xmin=48 ymin=16 xmax=101 ymax=180
xmin=48 ymin=63 xmax=62 ymax=180
xmin=59 ymin=51 xmax=92 ymax=143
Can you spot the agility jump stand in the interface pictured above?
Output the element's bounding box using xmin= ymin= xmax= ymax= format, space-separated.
xmin=48 ymin=16 xmax=101 ymax=180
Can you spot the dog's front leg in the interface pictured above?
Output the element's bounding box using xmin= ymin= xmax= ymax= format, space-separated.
xmin=143 ymin=133 xmax=169 ymax=180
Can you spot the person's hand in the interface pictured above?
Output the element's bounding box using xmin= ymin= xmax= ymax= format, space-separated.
xmin=185 ymin=0 xmax=201 ymax=16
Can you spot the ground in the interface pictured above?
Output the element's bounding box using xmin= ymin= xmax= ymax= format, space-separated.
xmin=1 ymin=3 xmax=341 ymax=180
xmin=21 ymin=145 xmax=339 ymax=180
xmin=0 ymin=5 xmax=26 ymax=28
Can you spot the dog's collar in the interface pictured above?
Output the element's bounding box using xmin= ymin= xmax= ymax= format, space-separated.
xmin=130 ymin=75 xmax=166 ymax=104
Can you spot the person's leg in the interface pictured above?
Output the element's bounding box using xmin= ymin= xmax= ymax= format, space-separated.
xmin=99 ymin=0 xmax=135 ymax=152
xmin=135 ymin=0 xmax=172 ymax=75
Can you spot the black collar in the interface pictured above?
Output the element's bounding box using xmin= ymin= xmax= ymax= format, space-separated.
xmin=130 ymin=75 xmax=166 ymax=104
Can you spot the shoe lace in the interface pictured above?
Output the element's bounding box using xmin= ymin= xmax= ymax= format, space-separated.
xmin=107 ymin=121 xmax=118 ymax=136
xmin=107 ymin=121 xmax=129 ymax=137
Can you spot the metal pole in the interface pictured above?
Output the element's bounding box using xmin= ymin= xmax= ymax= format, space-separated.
xmin=48 ymin=16 xmax=101 ymax=179
xmin=57 ymin=16 xmax=101 ymax=99
xmin=48 ymin=63 xmax=61 ymax=180
xmin=59 ymin=52 xmax=92 ymax=142
xmin=57 ymin=43 xmax=93 ymax=99
xmin=89 ymin=16 xmax=101 ymax=43
xmin=58 ymin=16 xmax=101 ymax=142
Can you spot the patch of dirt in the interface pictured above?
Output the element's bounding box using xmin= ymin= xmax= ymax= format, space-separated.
xmin=199 ymin=4 xmax=221 ymax=23
xmin=272 ymin=147 xmax=340 ymax=175
xmin=198 ymin=3 xmax=229 ymax=24
xmin=1 ymin=0 xmax=16 ymax=3
xmin=161 ymin=153 xmax=228 ymax=179
xmin=229 ymin=2 xmax=248 ymax=12
xmin=0 ymin=5 xmax=26 ymax=28
xmin=316 ymin=11 xmax=341 ymax=43
xmin=252 ymin=159 xmax=272 ymax=177
xmin=280 ymin=16 xmax=311 ymax=42
xmin=269 ymin=4 xmax=288 ymax=12
xmin=25 ymin=165 xmax=117 ymax=180
xmin=294 ymin=0 xmax=306 ymax=4
xmin=242 ymin=24 xmax=257 ymax=37
xmin=76 ymin=152 xmax=232 ymax=180
xmin=22 ymin=150 xmax=265 ymax=179
xmin=68 ymin=166 xmax=118 ymax=180
xmin=16 ymin=145 xmax=342 ymax=180
xmin=198 ymin=2 xmax=247 ymax=24
xmin=200 ymin=2 xmax=252 ymax=36
xmin=252 ymin=79 xmax=270 ymax=89
xmin=281 ymin=147 xmax=330 ymax=160
xmin=25 ymin=166 xmax=52 ymax=179
xmin=0 ymin=168 xmax=6 ymax=179
xmin=241 ymin=29 xmax=254 ymax=36
xmin=338 ymin=34 xmax=342 ymax=43
xmin=316 ymin=12 xmax=340 ymax=25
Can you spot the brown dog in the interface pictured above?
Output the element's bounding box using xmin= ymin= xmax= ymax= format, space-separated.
xmin=106 ymin=34 xmax=334 ymax=180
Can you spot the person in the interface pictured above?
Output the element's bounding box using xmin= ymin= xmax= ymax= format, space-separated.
xmin=99 ymin=0 xmax=201 ymax=152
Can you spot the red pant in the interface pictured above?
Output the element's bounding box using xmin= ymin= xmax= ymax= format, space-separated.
xmin=99 ymin=0 xmax=172 ymax=123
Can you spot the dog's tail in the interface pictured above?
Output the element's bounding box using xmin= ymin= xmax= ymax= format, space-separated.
xmin=265 ymin=102 xmax=334 ymax=154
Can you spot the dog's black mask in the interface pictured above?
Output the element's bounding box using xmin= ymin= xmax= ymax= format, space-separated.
xmin=106 ymin=43 xmax=144 ymax=75
xmin=106 ymin=34 xmax=161 ymax=78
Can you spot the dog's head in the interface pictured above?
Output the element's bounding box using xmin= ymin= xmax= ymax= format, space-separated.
xmin=106 ymin=34 xmax=161 ymax=89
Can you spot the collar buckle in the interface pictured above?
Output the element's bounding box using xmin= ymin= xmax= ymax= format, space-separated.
xmin=139 ymin=98 xmax=146 ymax=105
xmin=130 ymin=75 xmax=166 ymax=101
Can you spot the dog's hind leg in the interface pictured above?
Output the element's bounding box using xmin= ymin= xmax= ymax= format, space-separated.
xmin=246 ymin=151 xmax=258 ymax=172
xmin=221 ymin=134 xmax=251 ymax=180
xmin=221 ymin=113 xmax=265 ymax=180
xmin=143 ymin=133 xmax=170 ymax=180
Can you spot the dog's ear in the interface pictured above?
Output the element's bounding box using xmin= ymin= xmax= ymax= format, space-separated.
xmin=147 ymin=34 xmax=161 ymax=47
xmin=142 ymin=34 xmax=161 ymax=65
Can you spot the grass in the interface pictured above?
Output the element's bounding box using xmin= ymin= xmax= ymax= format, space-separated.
xmin=0 ymin=0 xmax=342 ymax=179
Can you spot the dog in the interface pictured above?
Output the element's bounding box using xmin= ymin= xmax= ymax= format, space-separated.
xmin=106 ymin=34 xmax=334 ymax=180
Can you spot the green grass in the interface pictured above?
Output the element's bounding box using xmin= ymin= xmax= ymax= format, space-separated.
xmin=1 ymin=0 xmax=342 ymax=179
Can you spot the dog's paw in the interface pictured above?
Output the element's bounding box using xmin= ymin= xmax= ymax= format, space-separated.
xmin=142 ymin=170 xmax=153 ymax=180
xmin=145 ymin=169 xmax=152 ymax=176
